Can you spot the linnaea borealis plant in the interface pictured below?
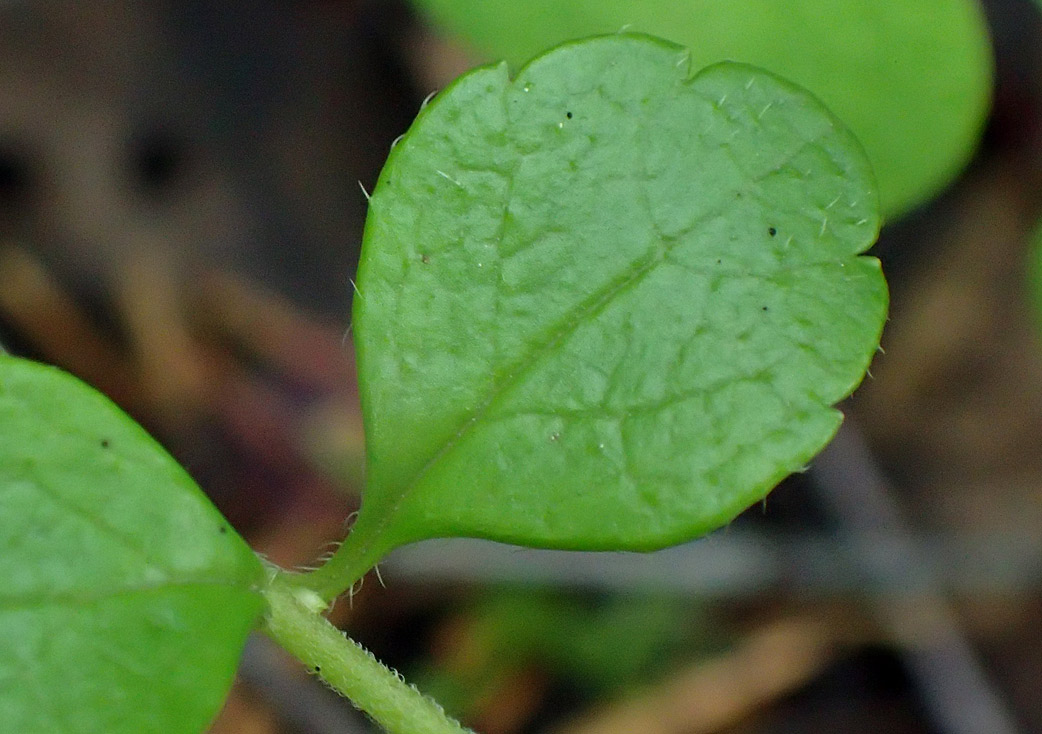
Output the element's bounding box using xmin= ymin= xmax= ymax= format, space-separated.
xmin=0 ymin=34 xmax=887 ymax=734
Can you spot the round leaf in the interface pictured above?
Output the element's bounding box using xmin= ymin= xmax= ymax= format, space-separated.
xmin=0 ymin=357 xmax=264 ymax=734
xmin=348 ymin=35 xmax=887 ymax=569
xmin=413 ymin=0 xmax=993 ymax=218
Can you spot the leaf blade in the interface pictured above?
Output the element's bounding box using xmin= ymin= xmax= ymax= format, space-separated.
xmin=347 ymin=35 xmax=887 ymax=571
xmin=0 ymin=357 xmax=264 ymax=734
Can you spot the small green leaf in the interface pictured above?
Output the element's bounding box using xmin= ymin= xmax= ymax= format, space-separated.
xmin=412 ymin=0 xmax=993 ymax=218
xmin=331 ymin=35 xmax=886 ymax=581
xmin=0 ymin=357 xmax=264 ymax=734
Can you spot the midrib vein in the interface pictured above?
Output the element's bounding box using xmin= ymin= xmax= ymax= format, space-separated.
xmin=358 ymin=237 xmax=670 ymax=552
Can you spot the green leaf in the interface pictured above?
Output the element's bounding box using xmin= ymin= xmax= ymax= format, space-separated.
xmin=340 ymin=35 xmax=886 ymax=581
xmin=411 ymin=588 xmax=711 ymax=717
xmin=0 ymin=357 xmax=264 ymax=734
xmin=470 ymin=589 xmax=709 ymax=693
xmin=412 ymin=0 xmax=993 ymax=218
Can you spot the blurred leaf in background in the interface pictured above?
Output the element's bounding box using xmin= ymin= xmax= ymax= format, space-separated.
xmin=410 ymin=0 xmax=993 ymax=219
xmin=413 ymin=587 xmax=723 ymax=728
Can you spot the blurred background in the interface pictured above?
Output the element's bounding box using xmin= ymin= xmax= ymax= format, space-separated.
xmin=1 ymin=1 xmax=1041 ymax=733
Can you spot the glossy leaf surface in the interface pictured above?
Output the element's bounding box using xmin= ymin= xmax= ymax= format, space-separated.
xmin=0 ymin=357 xmax=264 ymax=734
xmin=346 ymin=35 xmax=887 ymax=575
xmin=413 ymin=0 xmax=993 ymax=217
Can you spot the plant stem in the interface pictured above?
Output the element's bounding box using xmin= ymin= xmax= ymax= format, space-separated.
xmin=261 ymin=569 xmax=473 ymax=734
xmin=290 ymin=510 xmax=391 ymax=603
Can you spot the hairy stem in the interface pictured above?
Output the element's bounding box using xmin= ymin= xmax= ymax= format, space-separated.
xmin=261 ymin=568 xmax=472 ymax=734
xmin=289 ymin=511 xmax=391 ymax=603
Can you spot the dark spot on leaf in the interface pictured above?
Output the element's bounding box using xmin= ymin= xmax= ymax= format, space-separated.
xmin=314 ymin=666 xmax=321 ymax=673
xmin=768 ymin=227 xmax=777 ymax=236
xmin=421 ymin=254 xmax=430 ymax=264
xmin=762 ymin=306 xmax=768 ymax=311
xmin=100 ymin=439 xmax=111 ymax=448
xmin=218 ymin=525 xmax=228 ymax=534
xmin=716 ymin=259 xmax=722 ymax=265
xmin=549 ymin=431 xmax=560 ymax=442
xmin=566 ymin=111 xmax=573 ymax=119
